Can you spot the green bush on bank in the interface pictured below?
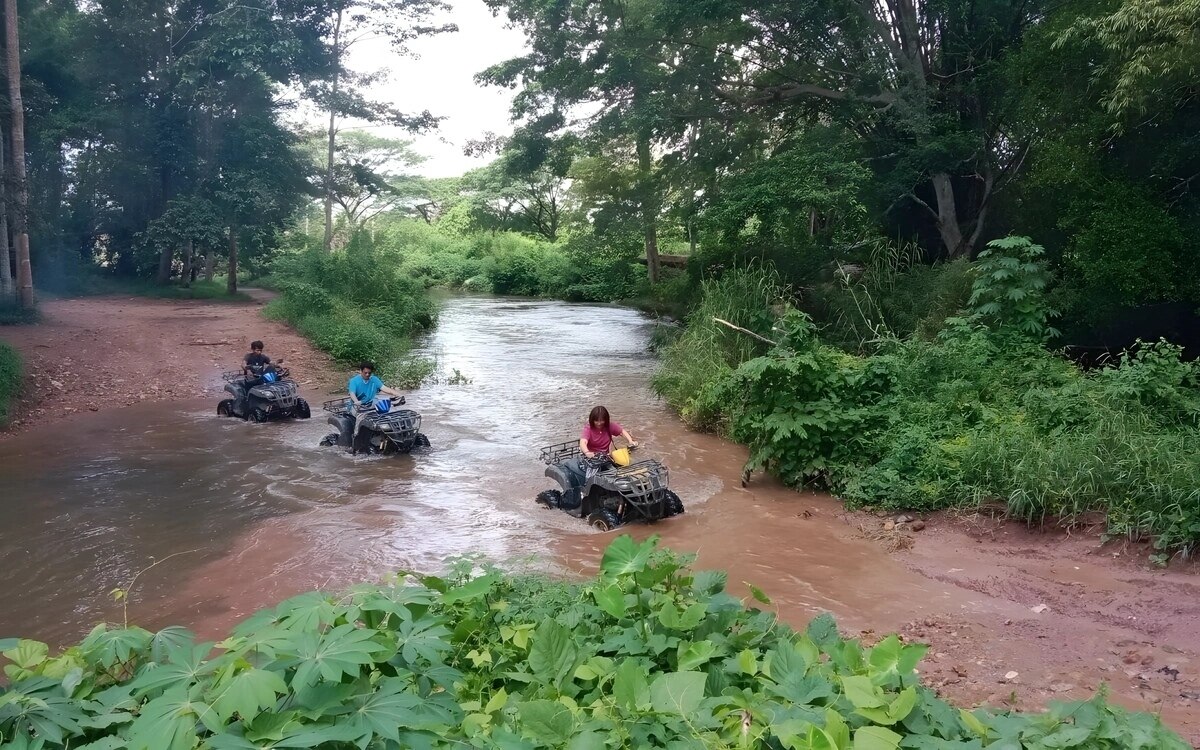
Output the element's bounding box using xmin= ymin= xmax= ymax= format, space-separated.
xmin=0 ymin=342 xmax=21 ymax=426
xmin=266 ymin=236 xmax=438 ymax=387
xmin=0 ymin=536 xmax=1187 ymax=749
xmin=655 ymin=259 xmax=1200 ymax=556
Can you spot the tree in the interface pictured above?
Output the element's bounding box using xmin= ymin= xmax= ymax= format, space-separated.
xmin=309 ymin=0 xmax=455 ymax=252
xmin=304 ymin=130 xmax=424 ymax=240
xmin=1056 ymin=0 xmax=1200 ymax=123
xmin=5 ymin=0 xmax=33 ymax=308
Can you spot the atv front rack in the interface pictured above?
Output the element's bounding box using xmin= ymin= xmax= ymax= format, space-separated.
xmin=608 ymin=459 xmax=670 ymax=503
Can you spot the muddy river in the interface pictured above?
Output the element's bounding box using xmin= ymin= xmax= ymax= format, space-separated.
xmin=0 ymin=296 xmax=977 ymax=644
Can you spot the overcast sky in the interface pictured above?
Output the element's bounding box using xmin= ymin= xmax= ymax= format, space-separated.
xmin=340 ymin=0 xmax=529 ymax=178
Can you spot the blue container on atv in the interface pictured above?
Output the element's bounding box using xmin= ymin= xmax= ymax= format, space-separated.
xmin=536 ymin=440 xmax=683 ymax=530
xmin=217 ymin=366 xmax=310 ymax=423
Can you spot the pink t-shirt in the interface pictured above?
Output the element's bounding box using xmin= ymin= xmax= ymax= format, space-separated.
xmin=582 ymin=421 xmax=623 ymax=453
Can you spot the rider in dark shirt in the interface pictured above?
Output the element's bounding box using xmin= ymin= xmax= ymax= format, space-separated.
xmin=243 ymin=340 xmax=272 ymax=383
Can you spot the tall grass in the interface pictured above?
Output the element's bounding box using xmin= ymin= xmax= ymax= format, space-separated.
xmin=0 ymin=342 xmax=21 ymax=426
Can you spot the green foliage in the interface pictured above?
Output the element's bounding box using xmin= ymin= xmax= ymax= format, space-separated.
xmin=0 ymin=343 xmax=21 ymax=427
xmin=967 ymin=237 xmax=1059 ymax=339
xmin=1 ymin=537 xmax=1188 ymax=749
xmin=266 ymin=236 xmax=437 ymax=382
xmin=652 ymin=268 xmax=784 ymax=426
xmin=658 ymin=268 xmax=1200 ymax=554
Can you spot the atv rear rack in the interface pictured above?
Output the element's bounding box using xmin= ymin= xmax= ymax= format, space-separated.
xmin=540 ymin=439 xmax=582 ymax=465
xmin=323 ymin=396 xmax=407 ymax=416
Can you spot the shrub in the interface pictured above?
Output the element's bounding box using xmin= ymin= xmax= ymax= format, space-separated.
xmin=0 ymin=536 xmax=1187 ymax=749
xmin=0 ymin=343 xmax=20 ymax=426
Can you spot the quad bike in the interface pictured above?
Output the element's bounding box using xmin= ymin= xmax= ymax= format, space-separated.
xmin=217 ymin=365 xmax=311 ymax=422
xmin=536 ymin=439 xmax=683 ymax=531
xmin=319 ymin=397 xmax=430 ymax=455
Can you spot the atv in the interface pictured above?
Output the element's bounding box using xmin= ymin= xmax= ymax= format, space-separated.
xmin=536 ymin=439 xmax=683 ymax=531
xmin=217 ymin=365 xmax=311 ymax=422
xmin=319 ymin=397 xmax=430 ymax=455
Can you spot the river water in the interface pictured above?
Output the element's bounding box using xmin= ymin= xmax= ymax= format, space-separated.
xmin=0 ymin=296 xmax=972 ymax=645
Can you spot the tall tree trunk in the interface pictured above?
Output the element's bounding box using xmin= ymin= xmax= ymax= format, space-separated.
xmin=155 ymin=245 xmax=173 ymax=284
xmin=322 ymin=7 xmax=343 ymax=253
xmin=0 ymin=119 xmax=11 ymax=300
xmin=636 ymin=131 xmax=661 ymax=284
xmin=5 ymin=0 xmax=33 ymax=309
xmin=181 ymin=240 xmax=193 ymax=287
xmin=204 ymin=248 xmax=215 ymax=282
xmin=226 ymin=226 xmax=238 ymax=295
xmin=930 ymin=172 xmax=966 ymax=258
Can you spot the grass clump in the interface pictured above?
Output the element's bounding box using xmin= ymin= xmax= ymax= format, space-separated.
xmin=0 ymin=535 xmax=1187 ymax=748
xmin=0 ymin=342 xmax=20 ymax=426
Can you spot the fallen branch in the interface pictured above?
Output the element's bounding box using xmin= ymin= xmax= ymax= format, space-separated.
xmin=712 ymin=318 xmax=778 ymax=346
xmin=188 ymin=340 xmax=231 ymax=346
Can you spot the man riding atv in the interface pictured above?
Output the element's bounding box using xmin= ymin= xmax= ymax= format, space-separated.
xmin=348 ymin=361 xmax=406 ymax=443
xmin=217 ymin=339 xmax=310 ymax=422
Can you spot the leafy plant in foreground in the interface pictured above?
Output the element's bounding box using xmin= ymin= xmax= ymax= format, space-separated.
xmin=0 ymin=536 xmax=1188 ymax=749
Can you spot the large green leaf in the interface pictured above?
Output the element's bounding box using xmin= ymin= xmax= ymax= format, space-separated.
xmin=126 ymin=687 xmax=206 ymax=750
xmin=649 ymin=671 xmax=707 ymax=715
xmin=599 ymin=535 xmax=657 ymax=577
xmin=853 ymin=725 xmax=902 ymax=750
xmin=210 ymin=668 xmax=287 ymax=723
xmin=676 ymin=641 xmax=718 ymax=671
xmin=291 ymin=624 xmax=389 ymax=686
xmin=657 ymin=601 xmax=706 ymax=631
xmin=518 ymin=699 xmax=575 ymax=745
xmin=441 ymin=573 xmax=500 ymax=604
xmin=592 ymin=583 xmax=627 ymax=619
xmin=613 ymin=658 xmax=650 ymax=710
xmin=528 ymin=619 xmax=578 ymax=688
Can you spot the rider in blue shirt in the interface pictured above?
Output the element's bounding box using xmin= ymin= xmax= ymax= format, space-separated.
xmin=347 ymin=361 xmax=403 ymax=445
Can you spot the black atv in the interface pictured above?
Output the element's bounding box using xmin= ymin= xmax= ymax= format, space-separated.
xmin=217 ymin=366 xmax=311 ymax=422
xmin=536 ymin=439 xmax=683 ymax=531
xmin=319 ymin=397 xmax=430 ymax=455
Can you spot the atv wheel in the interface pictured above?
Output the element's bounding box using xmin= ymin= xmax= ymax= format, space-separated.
xmin=536 ymin=489 xmax=562 ymax=509
xmin=414 ymin=432 xmax=431 ymax=448
xmin=249 ymin=408 xmax=268 ymax=423
xmin=296 ymin=398 xmax=311 ymax=419
xmin=217 ymin=399 xmax=234 ymax=417
xmin=588 ymin=508 xmax=622 ymax=532
xmin=664 ymin=490 xmax=684 ymax=517
xmin=319 ymin=433 xmax=340 ymax=447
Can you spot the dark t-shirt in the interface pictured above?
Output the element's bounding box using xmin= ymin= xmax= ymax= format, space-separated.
xmin=244 ymin=353 xmax=271 ymax=369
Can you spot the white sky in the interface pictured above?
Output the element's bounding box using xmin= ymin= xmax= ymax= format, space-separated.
xmin=339 ymin=0 xmax=529 ymax=178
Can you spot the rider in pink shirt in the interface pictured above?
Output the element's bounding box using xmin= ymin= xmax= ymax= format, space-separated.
xmin=580 ymin=405 xmax=638 ymax=457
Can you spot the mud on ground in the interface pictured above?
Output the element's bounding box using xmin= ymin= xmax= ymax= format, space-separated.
xmin=0 ymin=291 xmax=342 ymax=434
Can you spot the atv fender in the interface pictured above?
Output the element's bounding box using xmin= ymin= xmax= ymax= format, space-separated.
xmin=327 ymin=414 xmax=354 ymax=447
xmin=223 ymin=383 xmax=243 ymax=398
xmin=544 ymin=464 xmax=573 ymax=492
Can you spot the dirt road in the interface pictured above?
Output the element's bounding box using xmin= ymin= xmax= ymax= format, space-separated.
xmin=0 ymin=291 xmax=340 ymax=434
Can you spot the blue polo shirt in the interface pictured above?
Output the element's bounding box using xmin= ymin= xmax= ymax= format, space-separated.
xmin=348 ymin=374 xmax=383 ymax=403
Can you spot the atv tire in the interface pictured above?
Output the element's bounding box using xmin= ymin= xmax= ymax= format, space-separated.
xmin=250 ymin=408 xmax=268 ymax=423
xmin=414 ymin=432 xmax=431 ymax=448
xmin=320 ymin=433 xmax=340 ymax=447
xmin=536 ymin=489 xmax=562 ymax=509
xmin=664 ymin=489 xmax=684 ymax=517
xmin=217 ymin=399 xmax=234 ymax=417
xmin=296 ymin=398 xmax=311 ymax=419
xmin=588 ymin=508 xmax=622 ymax=532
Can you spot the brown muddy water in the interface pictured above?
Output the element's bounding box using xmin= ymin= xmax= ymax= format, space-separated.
xmin=0 ymin=296 xmax=978 ymax=645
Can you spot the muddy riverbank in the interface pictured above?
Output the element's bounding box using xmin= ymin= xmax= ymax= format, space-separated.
xmin=0 ymin=294 xmax=1196 ymax=744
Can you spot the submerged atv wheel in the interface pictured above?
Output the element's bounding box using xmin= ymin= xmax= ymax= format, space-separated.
xmin=250 ymin=408 xmax=268 ymax=423
xmin=664 ymin=489 xmax=684 ymax=517
xmin=319 ymin=433 xmax=340 ymax=447
xmin=588 ymin=508 xmax=622 ymax=532
xmin=296 ymin=398 xmax=311 ymax=419
xmin=536 ymin=489 xmax=562 ymax=509
xmin=217 ymin=399 xmax=234 ymax=417
xmin=414 ymin=433 xmax=431 ymax=448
